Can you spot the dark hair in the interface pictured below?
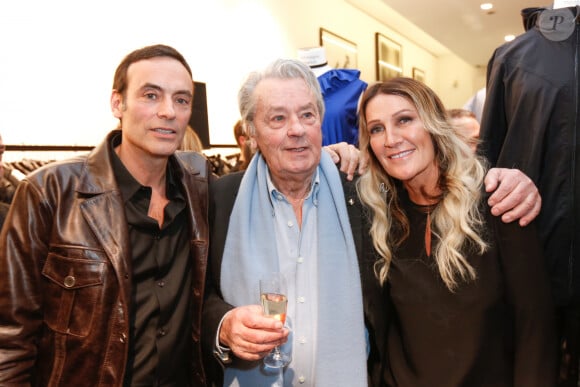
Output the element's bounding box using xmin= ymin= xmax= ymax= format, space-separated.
xmin=112 ymin=44 xmax=192 ymax=96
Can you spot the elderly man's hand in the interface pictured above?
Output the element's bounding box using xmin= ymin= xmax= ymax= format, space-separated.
xmin=218 ymin=305 xmax=289 ymax=361
xmin=484 ymin=168 xmax=541 ymax=227
xmin=324 ymin=142 xmax=368 ymax=181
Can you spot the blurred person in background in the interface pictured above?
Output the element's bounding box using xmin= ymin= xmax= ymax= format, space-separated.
xmin=230 ymin=119 xmax=253 ymax=172
xmin=180 ymin=125 xmax=204 ymax=152
xmin=448 ymin=108 xmax=480 ymax=152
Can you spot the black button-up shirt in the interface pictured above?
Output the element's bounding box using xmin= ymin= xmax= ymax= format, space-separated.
xmin=110 ymin=135 xmax=192 ymax=386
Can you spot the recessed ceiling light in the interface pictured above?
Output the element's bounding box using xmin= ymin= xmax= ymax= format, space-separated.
xmin=505 ymin=34 xmax=516 ymax=42
xmin=480 ymin=3 xmax=493 ymax=10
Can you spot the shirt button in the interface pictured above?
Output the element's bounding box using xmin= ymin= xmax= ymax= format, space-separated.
xmin=158 ymin=328 xmax=167 ymax=337
xmin=63 ymin=275 xmax=76 ymax=288
xmin=297 ymin=256 xmax=304 ymax=263
xmin=120 ymin=333 xmax=127 ymax=343
xmin=299 ymin=336 xmax=307 ymax=344
xmin=157 ymin=280 xmax=165 ymax=287
xmin=287 ymin=220 xmax=294 ymax=227
xmin=299 ymin=376 xmax=306 ymax=383
xmin=297 ymin=296 xmax=305 ymax=303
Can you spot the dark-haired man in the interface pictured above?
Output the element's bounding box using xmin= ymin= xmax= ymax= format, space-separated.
xmin=0 ymin=44 xmax=211 ymax=386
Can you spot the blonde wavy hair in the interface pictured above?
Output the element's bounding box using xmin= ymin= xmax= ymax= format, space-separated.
xmin=356 ymin=78 xmax=489 ymax=291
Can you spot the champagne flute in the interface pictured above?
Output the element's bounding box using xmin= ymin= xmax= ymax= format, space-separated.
xmin=260 ymin=272 xmax=291 ymax=368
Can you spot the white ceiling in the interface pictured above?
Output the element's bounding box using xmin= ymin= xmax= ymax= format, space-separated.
xmin=350 ymin=0 xmax=547 ymax=67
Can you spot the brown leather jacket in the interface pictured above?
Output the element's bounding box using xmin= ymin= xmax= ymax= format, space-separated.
xmin=0 ymin=130 xmax=210 ymax=386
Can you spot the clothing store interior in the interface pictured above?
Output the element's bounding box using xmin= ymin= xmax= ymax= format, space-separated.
xmin=1 ymin=0 xmax=533 ymax=171
xmin=2 ymin=0 xmax=580 ymax=385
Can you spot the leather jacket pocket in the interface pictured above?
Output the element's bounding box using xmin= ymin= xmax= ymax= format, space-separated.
xmin=42 ymin=253 xmax=105 ymax=337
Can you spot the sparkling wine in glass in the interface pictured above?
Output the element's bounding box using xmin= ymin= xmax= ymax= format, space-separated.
xmin=260 ymin=272 xmax=291 ymax=368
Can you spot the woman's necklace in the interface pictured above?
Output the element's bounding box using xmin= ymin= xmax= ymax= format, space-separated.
xmin=425 ymin=210 xmax=432 ymax=256
xmin=405 ymin=189 xmax=437 ymax=257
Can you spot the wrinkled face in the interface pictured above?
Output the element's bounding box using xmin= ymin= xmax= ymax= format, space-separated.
xmin=451 ymin=116 xmax=480 ymax=152
xmin=251 ymin=78 xmax=322 ymax=183
xmin=110 ymin=57 xmax=193 ymax=160
xmin=365 ymin=93 xmax=439 ymax=192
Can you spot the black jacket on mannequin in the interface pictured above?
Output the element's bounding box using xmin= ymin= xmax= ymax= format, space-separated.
xmin=480 ymin=6 xmax=580 ymax=307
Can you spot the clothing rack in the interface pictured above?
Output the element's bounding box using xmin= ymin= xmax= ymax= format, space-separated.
xmin=3 ymin=144 xmax=243 ymax=177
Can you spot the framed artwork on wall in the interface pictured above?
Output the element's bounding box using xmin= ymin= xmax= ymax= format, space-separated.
xmin=412 ymin=67 xmax=426 ymax=83
xmin=319 ymin=28 xmax=358 ymax=69
xmin=375 ymin=33 xmax=403 ymax=81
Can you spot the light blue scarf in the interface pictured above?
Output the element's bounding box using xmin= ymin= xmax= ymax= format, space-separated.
xmin=221 ymin=152 xmax=367 ymax=386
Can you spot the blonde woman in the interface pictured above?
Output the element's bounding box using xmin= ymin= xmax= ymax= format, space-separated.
xmin=357 ymin=77 xmax=556 ymax=386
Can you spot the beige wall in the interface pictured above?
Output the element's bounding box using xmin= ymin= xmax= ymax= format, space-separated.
xmin=0 ymin=0 xmax=481 ymax=161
